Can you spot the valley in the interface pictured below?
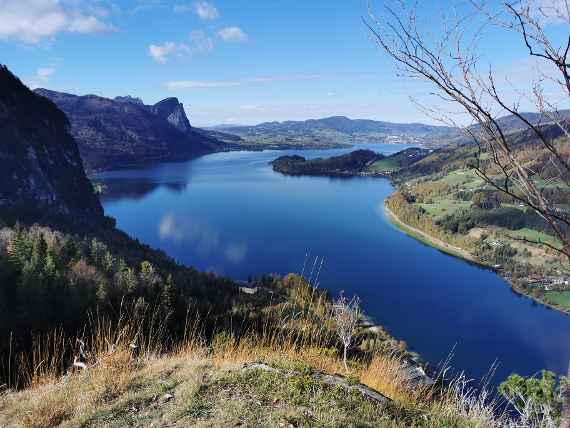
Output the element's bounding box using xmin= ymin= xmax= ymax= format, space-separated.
xmin=0 ymin=64 xmax=568 ymax=426
xmin=96 ymin=143 xmax=570 ymax=387
xmin=2 ymin=0 xmax=569 ymax=424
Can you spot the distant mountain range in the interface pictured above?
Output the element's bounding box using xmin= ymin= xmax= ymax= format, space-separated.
xmin=31 ymin=86 xmax=570 ymax=172
xmin=34 ymin=89 xmax=227 ymax=172
xmin=475 ymin=110 xmax=570 ymax=134
xmin=224 ymin=116 xmax=457 ymax=136
xmin=213 ymin=112 xmax=570 ymax=147
xmin=211 ymin=116 xmax=460 ymax=147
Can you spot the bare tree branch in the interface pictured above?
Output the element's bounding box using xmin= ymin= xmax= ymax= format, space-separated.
xmin=365 ymin=0 xmax=570 ymax=260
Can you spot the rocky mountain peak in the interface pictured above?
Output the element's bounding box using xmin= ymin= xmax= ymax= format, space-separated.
xmin=152 ymin=97 xmax=192 ymax=133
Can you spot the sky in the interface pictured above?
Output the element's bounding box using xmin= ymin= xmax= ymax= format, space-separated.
xmin=1 ymin=0 xmax=569 ymax=126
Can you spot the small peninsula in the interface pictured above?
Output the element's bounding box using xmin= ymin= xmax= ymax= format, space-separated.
xmin=271 ymin=149 xmax=382 ymax=176
xmin=271 ymin=148 xmax=430 ymax=177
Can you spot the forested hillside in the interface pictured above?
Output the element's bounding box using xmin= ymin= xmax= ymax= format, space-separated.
xmin=385 ymin=132 xmax=570 ymax=311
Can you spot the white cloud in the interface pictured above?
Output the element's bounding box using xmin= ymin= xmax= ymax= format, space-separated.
xmin=175 ymin=1 xmax=219 ymax=20
xmin=188 ymin=30 xmax=214 ymax=54
xmin=0 ymin=0 xmax=116 ymax=44
xmin=37 ymin=67 xmax=56 ymax=81
xmin=218 ymin=26 xmax=247 ymax=42
xmin=67 ymin=15 xmax=111 ymax=33
xmin=194 ymin=1 xmax=219 ymax=20
xmin=149 ymin=31 xmax=213 ymax=63
xmin=149 ymin=42 xmax=189 ymax=63
xmin=28 ymin=66 xmax=57 ymax=89
xmin=245 ymin=74 xmax=320 ymax=83
xmin=131 ymin=0 xmax=165 ymax=14
xmin=164 ymin=74 xmax=321 ymax=90
xmin=165 ymin=80 xmax=241 ymax=89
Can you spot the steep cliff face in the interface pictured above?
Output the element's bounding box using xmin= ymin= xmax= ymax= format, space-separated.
xmin=0 ymin=66 xmax=103 ymax=223
xmin=151 ymin=97 xmax=192 ymax=133
xmin=34 ymin=89 xmax=225 ymax=172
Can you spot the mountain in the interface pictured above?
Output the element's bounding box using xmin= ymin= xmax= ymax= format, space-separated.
xmin=114 ymin=95 xmax=144 ymax=105
xmin=218 ymin=115 xmax=460 ymax=147
xmin=150 ymin=97 xmax=192 ymax=134
xmin=34 ymin=89 xmax=226 ymax=172
xmin=0 ymin=66 xmax=103 ymax=224
xmin=222 ymin=116 xmax=458 ymax=136
xmin=217 ymin=112 xmax=570 ymax=149
xmin=489 ymin=110 xmax=570 ymax=133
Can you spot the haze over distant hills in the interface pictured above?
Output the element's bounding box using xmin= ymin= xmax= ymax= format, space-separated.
xmin=223 ymin=116 xmax=456 ymax=136
xmin=212 ymin=112 xmax=570 ymax=148
xmin=34 ymin=89 xmax=227 ymax=172
xmin=32 ymin=84 xmax=570 ymax=171
xmin=211 ymin=115 xmax=459 ymax=147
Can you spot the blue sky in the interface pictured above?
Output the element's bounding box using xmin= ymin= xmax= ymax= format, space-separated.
xmin=1 ymin=0 xmax=568 ymax=126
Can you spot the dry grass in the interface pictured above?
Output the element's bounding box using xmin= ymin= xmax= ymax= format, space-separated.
xmin=0 ymin=279 xmax=522 ymax=427
xmin=0 ymin=331 xmax=507 ymax=428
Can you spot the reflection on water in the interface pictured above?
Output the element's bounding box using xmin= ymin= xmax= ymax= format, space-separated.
xmin=157 ymin=212 xmax=248 ymax=270
xmin=97 ymin=143 xmax=570 ymax=388
xmin=97 ymin=179 xmax=187 ymax=202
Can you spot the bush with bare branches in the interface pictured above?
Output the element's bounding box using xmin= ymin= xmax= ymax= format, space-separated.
xmin=333 ymin=292 xmax=362 ymax=372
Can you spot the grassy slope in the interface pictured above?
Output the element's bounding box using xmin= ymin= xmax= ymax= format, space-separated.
xmin=384 ymin=205 xmax=482 ymax=265
xmin=369 ymin=158 xmax=400 ymax=173
xmin=0 ymin=270 xmax=518 ymax=427
xmin=0 ymin=354 xmax=399 ymax=427
xmin=0 ymin=333 xmax=510 ymax=428
xmin=386 ymin=142 xmax=569 ymax=314
xmin=544 ymin=291 xmax=570 ymax=311
xmin=398 ymin=167 xmax=565 ymax=270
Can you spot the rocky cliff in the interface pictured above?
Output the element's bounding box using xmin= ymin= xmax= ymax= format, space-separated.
xmin=34 ymin=89 xmax=225 ymax=172
xmin=151 ymin=97 xmax=192 ymax=134
xmin=0 ymin=66 xmax=103 ymax=223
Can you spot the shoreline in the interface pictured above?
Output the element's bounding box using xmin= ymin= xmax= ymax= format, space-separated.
xmin=384 ymin=200 xmax=570 ymax=317
xmin=384 ymin=204 xmax=482 ymax=266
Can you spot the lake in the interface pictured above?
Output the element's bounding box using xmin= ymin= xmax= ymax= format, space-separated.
xmin=97 ymin=143 xmax=570 ymax=386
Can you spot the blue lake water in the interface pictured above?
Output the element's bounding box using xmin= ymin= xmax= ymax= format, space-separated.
xmin=97 ymin=143 xmax=570 ymax=386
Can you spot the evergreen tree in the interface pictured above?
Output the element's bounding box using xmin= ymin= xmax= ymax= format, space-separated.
xmin=102 ymin=250 xmax=115 ymax=274
xmin=161 ymin=274 xmax=176 ymax=314
xmin=43 ymin=250 xmax=57 ymax=279
xmin=8 ymin=227 xmax=29 ymax=268
xmin=59 ymin=237 xmax=78 ymax=265
xmin=30 ymin=235 xmax=48 ymax=271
